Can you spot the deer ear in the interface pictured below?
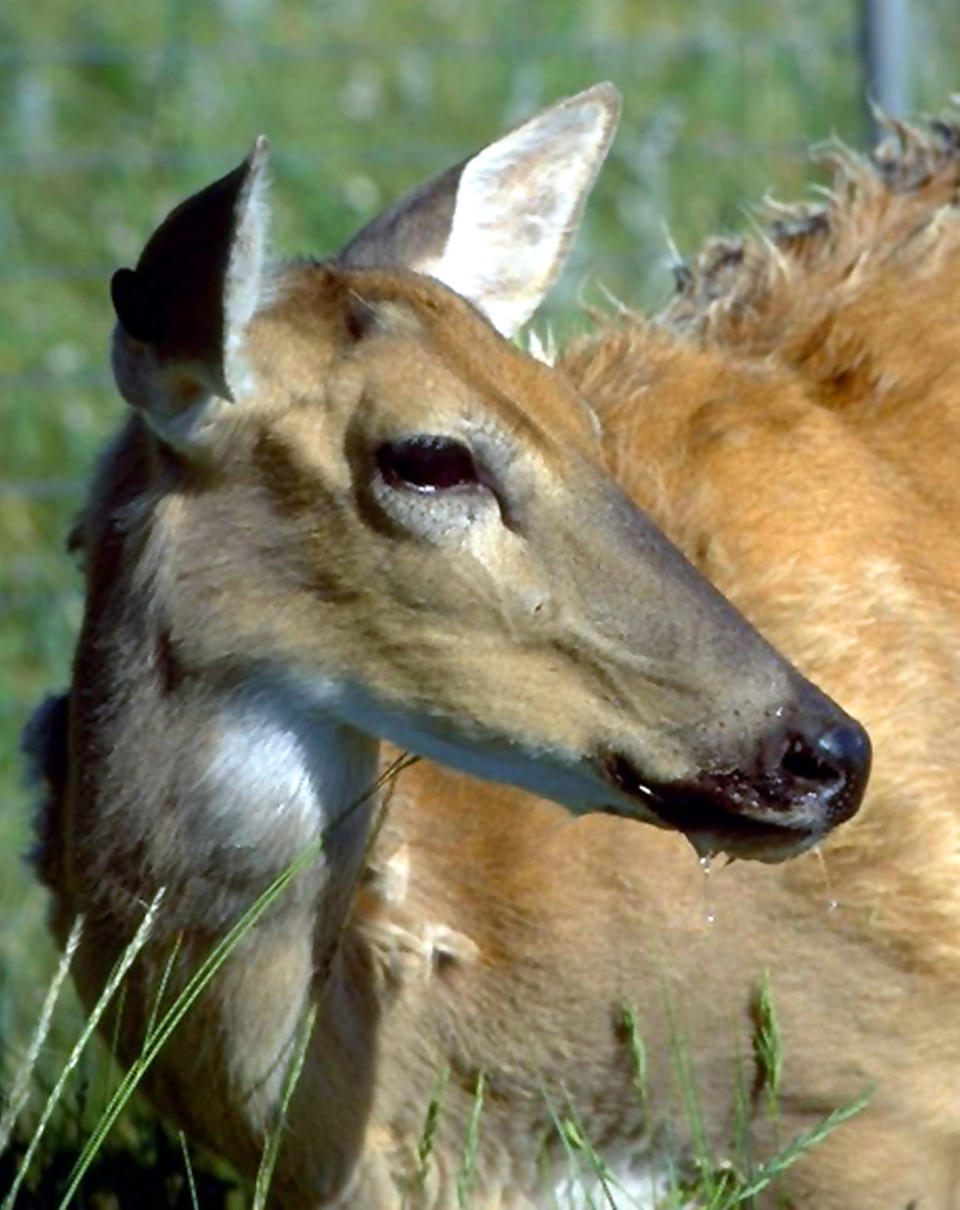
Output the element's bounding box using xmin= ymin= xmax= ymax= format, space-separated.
xmin=338 ymin=83 xmax=620 ymax=337
xmin=110 ymin=137 xmax=270 ymax=450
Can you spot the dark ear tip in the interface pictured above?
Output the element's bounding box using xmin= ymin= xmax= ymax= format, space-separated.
xmin=110 ymin=266 xmax=137 ymax=323
xmin=111 ymin=267 xmax=160 ymax=343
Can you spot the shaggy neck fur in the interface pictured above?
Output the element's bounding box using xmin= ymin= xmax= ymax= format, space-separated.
xmin=561 ymin=109 xmax=960 ymax=977
xmin=32 ymin=426 xmax=382 ymax=953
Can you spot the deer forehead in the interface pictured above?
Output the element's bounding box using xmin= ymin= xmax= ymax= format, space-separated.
xmin=243 ymin=263 xmax=599 ymax=456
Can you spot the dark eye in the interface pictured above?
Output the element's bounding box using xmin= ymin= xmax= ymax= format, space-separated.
xmin=376 ymin=436 xmax=480 ymax=492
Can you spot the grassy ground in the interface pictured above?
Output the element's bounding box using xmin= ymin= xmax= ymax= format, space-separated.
xmin=1 ymin=0 xmax=958 ymax=1202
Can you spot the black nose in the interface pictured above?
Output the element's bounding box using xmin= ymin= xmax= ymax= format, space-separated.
xmin=780 ymin=719 xmax=871 ymax=824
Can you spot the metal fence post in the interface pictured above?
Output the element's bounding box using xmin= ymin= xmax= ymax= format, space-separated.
xmin=859 ymin=0 xmax=912 ymax=145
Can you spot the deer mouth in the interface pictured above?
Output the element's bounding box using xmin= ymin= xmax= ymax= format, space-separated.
xmin=634 ymin=781 xmax=830 ymax=863
xmin=597 ymin=734 xmax=868 ymax=864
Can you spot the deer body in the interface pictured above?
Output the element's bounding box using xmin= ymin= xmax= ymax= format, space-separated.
xmin=354 ymin=120 xmax=960 ymax=1207
xmin=354 ymin=777 xmax=960 ymax=1209
xmin=28 ymin=88 xmax=879 ymax=1209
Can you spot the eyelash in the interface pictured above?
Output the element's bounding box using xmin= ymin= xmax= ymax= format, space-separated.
xmin=376 ymin=436 xmax=481 ymax=493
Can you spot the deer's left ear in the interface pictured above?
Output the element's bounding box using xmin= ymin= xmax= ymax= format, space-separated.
xmin=110 ymin=137 xmax=270 ymax=450
xmin=338 ymin=84 xmax=620 ymax=338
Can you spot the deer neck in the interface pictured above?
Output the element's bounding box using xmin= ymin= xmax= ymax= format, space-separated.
xmin=206 ymin=675 xmax=380 ymax=867
xmin=67 ymin=597 xmax=381 ymax=949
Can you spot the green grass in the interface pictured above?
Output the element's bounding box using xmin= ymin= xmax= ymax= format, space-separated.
xmin=2 ymin=855 xmax=870 ymax=1208
xmin=1 ymin=0 xmax=957 ymax=1202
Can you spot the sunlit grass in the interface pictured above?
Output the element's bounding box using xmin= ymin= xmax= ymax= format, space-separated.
xmin=4 ymin=925 xmax=869 ymax=1207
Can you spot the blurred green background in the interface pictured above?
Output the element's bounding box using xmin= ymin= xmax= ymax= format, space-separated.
xmin=0 ymin=0 xmax=957 ymax=1190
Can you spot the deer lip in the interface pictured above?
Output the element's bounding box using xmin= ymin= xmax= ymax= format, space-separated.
xmin=597 ymin=750 xmax=665 ymax=811
xmin=596 ymin=750 xmax=825 ymax=863
xmin=681 ymin=815 xmax=820 ymax=864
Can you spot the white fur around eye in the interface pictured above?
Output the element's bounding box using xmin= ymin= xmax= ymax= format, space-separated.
xmin=369 ymin=472 xmax=498 ymax=543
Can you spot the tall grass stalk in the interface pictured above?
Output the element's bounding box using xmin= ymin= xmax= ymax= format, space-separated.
xmin=751 ymin=971 xmax=782 ymax=1119
xmin=414 ymin=1062 xmax=450 ymax=1198
xmin=56 ymin=752 xmax=416 ymax=1208
xmin=557 ymin=1112 xmax=621 ymax=1210
xmin=541 ymin=1091 xmax=617 ymax=1210
xmin=178 ymin=1130 xmax=200 ymax=1210
xmin=2 ymin=891 xmax=164 ymax=1210
xmin=621 ymin=1001 xmax=648 ymax=1115
xmin=663 ymin=988 xmax=718 ymax=1200
xmin=0 ymin=915 xmax=83 ymax=1158
xmin=251 ymin=1000 xmax=318 ymax=1210
xmin=730 ymin=1091 xmax=872 ymax=1205
xmin=456 ymin=1070 xmax=485 ymax=1210
xmin=545 ymin=1095 xmax=595 ymax=1210
xmin=54 ymin=857 xmax=312 ymax=1208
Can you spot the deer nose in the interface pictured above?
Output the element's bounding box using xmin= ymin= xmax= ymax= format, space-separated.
xmin=780 ymin=718 xmax=871 ymax=825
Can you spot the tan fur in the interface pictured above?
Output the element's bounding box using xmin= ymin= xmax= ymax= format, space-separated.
xmin=344 ymin=111 xmax=960 ymax=1207
xmin=564 ymin=112 xmax=960 ymax=980
xmin=29 ymin=91 xmax=889 ymax=1210
xmin=309 ymin=112 xmax=960 ymax=1206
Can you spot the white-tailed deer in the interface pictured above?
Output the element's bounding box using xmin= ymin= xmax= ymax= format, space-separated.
xmin=27 ymin=87 xmax=872 ymax=1207
xmin=362 ymin=116 xmax=960 ymax=1207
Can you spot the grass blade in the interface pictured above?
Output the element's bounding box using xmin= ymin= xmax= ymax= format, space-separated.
xmin=58 ymin=752 xmax=417 ymax=1208
xmin=3 ymin=892 xmax=163 ymax=1210
xmin=414 ymin=1062 xmax=450 ymax=1197
xmin=732 ymin=1090 xmax=872 ymax=1203
xmin=57 ymin=849 xmax=315 ymax=1208
xmin=178 ymin=1130 xmax=200 ymax=1210
xmin=252 ymin=1000 xmax=318 ymax=1210
xmin=456 ymin=1070 xmax=485 ymax=1210
xmin=0 ymin=914 xmax=83 ymax=1157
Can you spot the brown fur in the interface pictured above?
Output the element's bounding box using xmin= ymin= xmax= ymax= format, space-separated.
xmin=332 ymin=112 xmax=960 ymax=1206
xmin=32 ymin=93 xmax=930 ymax=1210
xmin=563 ymin=113 xmax=960 ymax=979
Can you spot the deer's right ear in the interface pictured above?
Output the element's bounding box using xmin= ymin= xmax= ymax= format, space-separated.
xmin=110 ymin=137 xmax=270 ymax=451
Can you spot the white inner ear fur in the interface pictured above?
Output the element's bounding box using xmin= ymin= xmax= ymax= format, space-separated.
xmin=423 ymin=88 xmax=618 ymax=337
xmin=223 ymin=135 xmax=271 ymax=400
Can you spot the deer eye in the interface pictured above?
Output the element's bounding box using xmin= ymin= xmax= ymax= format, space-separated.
xmin=376 ymin=436 xmax=480 ymax=492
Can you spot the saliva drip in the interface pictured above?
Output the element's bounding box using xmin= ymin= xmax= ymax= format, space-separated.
xmin=699 ymin=854 xmax=715 ymax=925
xmin=812 ymin=845 xmax=839 ymax=912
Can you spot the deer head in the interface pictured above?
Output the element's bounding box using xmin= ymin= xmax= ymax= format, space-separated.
xmin=85 ymin=84 xmax=867 ymax=872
